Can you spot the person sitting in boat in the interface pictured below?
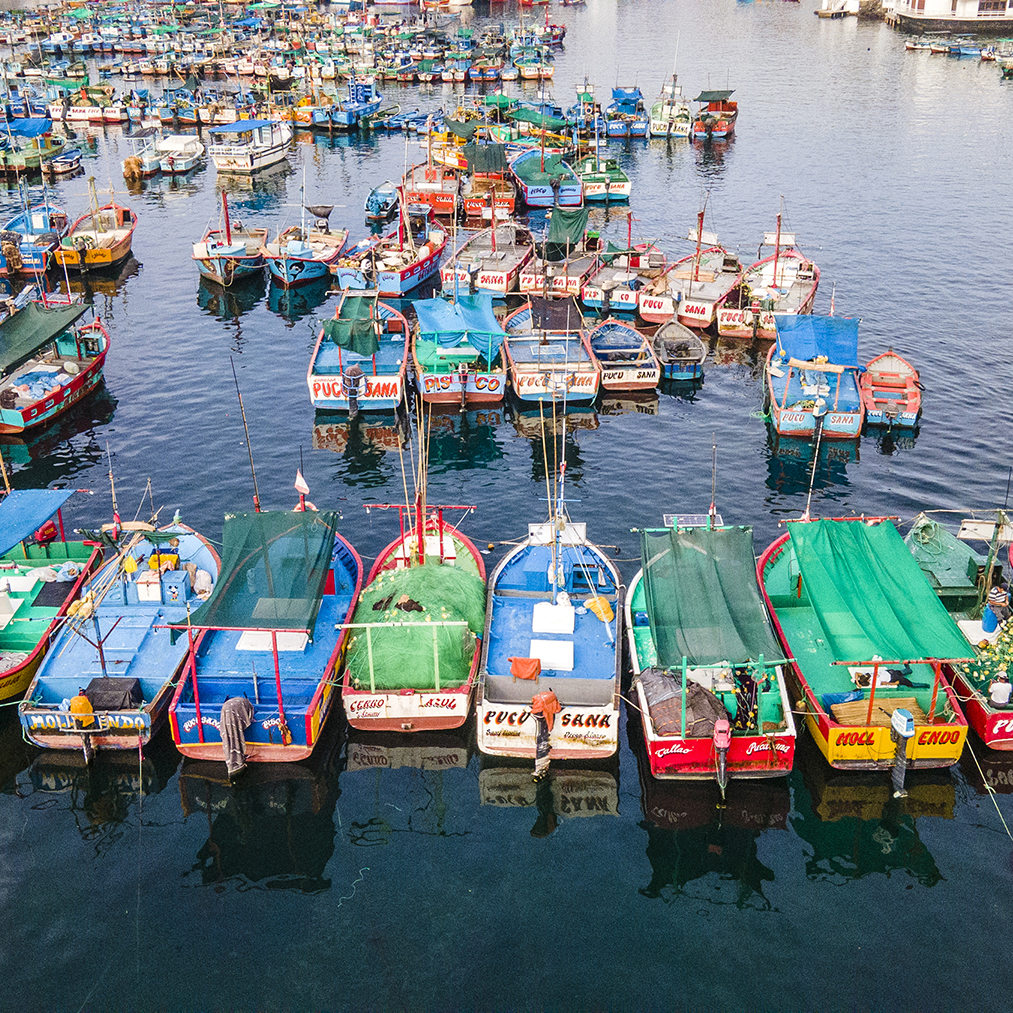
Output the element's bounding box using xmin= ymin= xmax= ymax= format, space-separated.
xmin=990 ymin=671 xmax=1012 ymax=707
xmin=983 ymin=585 xmax=1010 ymax=634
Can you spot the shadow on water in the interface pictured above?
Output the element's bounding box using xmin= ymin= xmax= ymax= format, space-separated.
xmin=628 ymin=710 xmax=785 ymax=910
xmin=341 ymin=723 xmax=475 ymax=846
xmin=478 ymin=753 xmax=620 ymax=838
xmin=24 ymin=726 xmax=180 ymax=850
xmin=0 ymin=383 xmax=118 ymax=483
xmin=197 ymin=273 xmax=267 ymax=321
xmin=693 ymin=137 xmax=735 ymax=181
xmin=509 ymin=401 xmax=597 ymax=485
xmin=791 ymin=734 xmax=952 ymax=887
xmin=426 ymin=403 xmax=507 ymax=471
xmin=179 ymin=718 xmax=345 ymax=894
xmin=215 ymin=160 xmax=293 ymax=209
xmin=765 ymin=425 xmax=858 ymax=497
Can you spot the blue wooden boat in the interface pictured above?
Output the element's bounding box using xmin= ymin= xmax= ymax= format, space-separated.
xmin=764 ymin=315 xmax=864 ymax=440
xmin=588 ymin=318 xmax=660 ymax=391
xmin=169 ymin=509 xmax=362 ymax=768
xmin=263 ymin=224 xmax=349 ymax=288
xmin=19 ymin=522 xmax=220 ymax=761
xmin=476 ymin=453 xmax=623 ymax=765
xmin=652 ymin=318 xmax=707 ymax=381
xmin=307 ymin=290 xmax=409 ymax=412
xmin=605 ymin=85 xmax=649 ymax=137
xmin=192 ymin=193 xmax=267 ymax=287
xmin=0 ymin=199 xmax=69 ymax=276
xmin=46 ymin=147 xmax=81 ymax=175
xmin=330 ymin=78 xmax=383 ymax=130
xmin=365 ymin=179 xmax=398 ymax=223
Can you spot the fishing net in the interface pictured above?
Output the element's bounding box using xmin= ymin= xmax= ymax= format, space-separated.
xmin=345 ymin=563 xmax=486 ymax=691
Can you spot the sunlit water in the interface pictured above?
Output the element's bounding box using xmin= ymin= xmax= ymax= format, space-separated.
xmin=0 ymin=1 xmax=1011 ymax=1008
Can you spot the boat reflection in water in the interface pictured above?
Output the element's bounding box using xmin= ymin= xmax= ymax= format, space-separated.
xmin=313 ymin=409 xmax=412 ymax=487
xmin=629 ymin=714 xmax=787 ymax=909
xmin=480 ymin=756 xmax=619 ymax=837
xmin=960 ymin=734 xmax=1013 ymax=796
xmin=711 ymin=337 xmax=764 ymax=373
xmin=50 ymin=255 xmax=142 ymax=302
xmin=340 ymin=725 xmax=473 ymax=846
xmin=268 ymin=274 xmax=332 ymax=323
xmin=427 ymin=404 xmax=507 ymax=470
xmin=179 ymin=720 xmax=344 ymax=894
xmin=0 ymin=712 xmax=36 ymax=789
xmin=599 ymin=391 xmax=660 ymax=417
xmin=26 ymin=727 xmax=179 ymax=841
xmin=197 ymin=274 xmax=266 ymax=320
xmin=511 ymin=404 xmax=597 ymax=484
xmin=866 ymin=424 xmax=921 ymax=457
xmin=765 ymin=425 xmax=858 ymax=497
xmin=792 ymin=735 xmax=953 ymax=887
xmin=658 ymin=377 xmax=704 ymax=402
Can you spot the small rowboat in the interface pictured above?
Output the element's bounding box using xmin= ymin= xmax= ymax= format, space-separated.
xmin=652 ymin=318 xmax=707 ymax=381
xmin=859 ymin=350 xmax=921 ymax=427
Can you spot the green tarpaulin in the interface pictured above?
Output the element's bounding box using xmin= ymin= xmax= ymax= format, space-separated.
xmin=188 ymin=510 xmax=339 ymax=634
xmin=787 ymin=519 xmax=971 ymax=663
xmin=641 ymin=526 xmax=783 ymax=669
xmin=507 ymin=107 xmax=568 ymax=132
xmin=512 ymin=152 xmax=573 ymax=186
xmin=483 ymin=93 xmax=514 ymax=109
xmin=444 ymin=117 xmax=478 ymax=141
xmin=0 ymin=303 xmax=87 ymax=378
xmin=323 ymin=297 xmax=379 ymax=357
xmin=694 ymin=90 xmax=735 ymax=102
xmin=545 ymin=206 xmax=588 ymax=261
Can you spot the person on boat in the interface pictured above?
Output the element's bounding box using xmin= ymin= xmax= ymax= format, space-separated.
xmin=990 ymin=671 xmax=1011 ymax=707
xmin=983 ymin=585 xmax=1010 ymax=634
xmin=70 ymin=688 xmax=94 ymax=728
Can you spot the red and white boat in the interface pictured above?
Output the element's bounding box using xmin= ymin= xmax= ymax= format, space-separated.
xmin=403 ymin=161 xmax=459 ymax=217
xmin=440 ymin=221 xmax=534 ymax=296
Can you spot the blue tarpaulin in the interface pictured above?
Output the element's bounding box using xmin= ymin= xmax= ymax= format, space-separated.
xmin=0 ymin=489 xmax=76 ymax=557
xmin=413 ymin=294 xmax=506 ymax=362
xmin=208 ymin=119 xmax=278 ymax=134
xmin=4 ymin=118 xmax=53 ymax=139
xmin=774 ymin=315 xmax=860 ymax=369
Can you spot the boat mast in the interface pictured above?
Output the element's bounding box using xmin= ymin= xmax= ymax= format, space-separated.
xmin=222 ymin=190 xmax=232 ymax=245
xmin=772 ymin=205 xmax=782 ymax=287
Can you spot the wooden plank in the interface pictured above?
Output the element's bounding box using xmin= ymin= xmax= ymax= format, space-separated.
xmin=830 ymin=696 xmax=927 ymax=727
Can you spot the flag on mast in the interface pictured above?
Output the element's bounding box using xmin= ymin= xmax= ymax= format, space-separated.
xmin=294 ymin=470 xmax=310 ymax=495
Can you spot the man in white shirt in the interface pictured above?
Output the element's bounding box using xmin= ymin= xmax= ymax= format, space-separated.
xmin=990 ymin=671 xmax=1012 ymax=706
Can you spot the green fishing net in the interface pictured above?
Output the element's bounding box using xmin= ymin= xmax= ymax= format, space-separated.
xmin=345 ymin=562 xmax=486 ymax=691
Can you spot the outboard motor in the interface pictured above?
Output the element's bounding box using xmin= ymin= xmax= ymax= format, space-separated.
xmin=713 ymin=718 xmax=732 ymax=800
xmin=890 ymin=708 xmax=915 ymax=798
xmin=341 ymin=363 xmax=367 ymax=419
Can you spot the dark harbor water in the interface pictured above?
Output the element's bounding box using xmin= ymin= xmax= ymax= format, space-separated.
xmin=1 ymin=1 xmax=1011 ymax=1009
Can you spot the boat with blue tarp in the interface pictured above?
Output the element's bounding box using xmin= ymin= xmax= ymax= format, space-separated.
xmin=307 ymin=290 xmax=409 ymax=413
xmin=169 ymin=509 xmax=362 ymax=769
xmin=476 ymin=441 xmax=623 ymax=766
xmin=605 ymin=85 xmax=649 ymax=138
xmin=19 ymin=520 xmax=220 ymax=760
xmin=208 ymin=118 xmax=292 ymax=174
xmin=0 ymin=489 xmax=102 ymax=705
xmin=412 ymin=293 xmax=507 ymax=405
xmin=764 ymin=315 xmax=864 ymax=440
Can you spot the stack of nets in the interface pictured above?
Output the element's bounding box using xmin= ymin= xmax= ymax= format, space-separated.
xmin=345 ymin=562 xmax=486 ymax=691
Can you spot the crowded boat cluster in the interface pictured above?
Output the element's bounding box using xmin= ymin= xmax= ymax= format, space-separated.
xmin=0 ymin=0 xmax=1008 ymax=802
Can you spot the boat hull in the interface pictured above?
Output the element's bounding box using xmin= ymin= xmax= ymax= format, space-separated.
xmin=416 ymin=370 xmax=506 ymax=403
xmin=194 ymin=256 xmax=264 ymax=287
xmin=951 ymin=671 xmax=1013 ymax=750
xmin=266 ymin=256 xmax=333 ymax=288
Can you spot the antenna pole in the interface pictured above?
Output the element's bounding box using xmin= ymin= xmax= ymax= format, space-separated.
xmin=709 ymin=433 xmax=717 ymax=525
xmin=231 ymin=357 xmax=261 ymax=512
xmin=106 ymin=442 xmax=120 ymax=536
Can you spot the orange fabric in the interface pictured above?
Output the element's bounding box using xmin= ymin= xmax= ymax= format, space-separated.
xmin=531 ymin=690 xmax=561 ymax=731
xmin=509 ymin=656 xmax=541 ymax=681
xmin=70 ymin=691 xmax=94 ymax=728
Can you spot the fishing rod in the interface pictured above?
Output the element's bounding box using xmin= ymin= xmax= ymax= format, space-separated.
xmin=230 ymin=356 xmax=261 ymax=512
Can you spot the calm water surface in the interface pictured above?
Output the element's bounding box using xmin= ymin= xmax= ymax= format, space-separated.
xmin=1 ymin=1 xmax=1011 ymax=1009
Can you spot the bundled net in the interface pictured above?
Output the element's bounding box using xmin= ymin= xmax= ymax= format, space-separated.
xmin=345 ymin=563 xmax=486 ymax=691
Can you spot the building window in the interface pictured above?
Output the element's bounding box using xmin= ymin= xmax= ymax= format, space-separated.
xmin=978 ymin=0 xmax=1006 ymax=12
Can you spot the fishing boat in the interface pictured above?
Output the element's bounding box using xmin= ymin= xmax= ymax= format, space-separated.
xmin=691 ymin=90 xmax=738 ymax=140
xmin=458 ymin=140 xmax=517 ymax=218
xmin=120 ymin=126 xmax=161 ymax=178
xmin=571 ymin=153 xmax=631 ymax=202
xmin=413 ymin=294 xmax=507 ymax=404
xmin=502 ymin=296 xmax=600 ymax=403
xmin=716 ymin=215 xmax=819 ymax=340
xmin=341 ymin=471 xmax=486 ymax=733
xmin=192 ymin=193 xmax=268 ymax=288
xmin=627 ymin=518 xmax=796 ymax=790
xmin=859 ymin=351 xmax=922 ymax=427
xmin=403 ymin=161 xmax=459 ymax=216
xmin=519 ymin=207 xmax=599 ymax=297
xmin=652 ymin=318 xmax=707 ymax=381
xmin=207 ymin=119 xmax=292 ymax=174
xmin=510 ymin=148 xmax=583 ymax=208
xmin=0 ymin=489 xmax=102 ymax=705
xmin=365 ymin=179 xmax=398 ymax=223
xmin=54 ymin=188 xmax=137 ymax=274
xmin=764 ymin=316 xmax=864 ymax=440
xmin=156 ymin=133 xmax=205 ymax=174
xmin=757 ymin=517 xmax=972 ymax=772
xmin=0 ymin=302 xmax=109 ymax=435
xmin=638 ymin=214 xmax=742 ymax=327
xmin=45 ymin=147 xmax=81 ymax=176
xmin=19 ymin=519 xmax=220 ymax=761
xmin=262 ymin=222 xmax=349 ymax=288
xmin=605 ymin=85 xmax=649 ymax=137
xmin=0 ymin=200 xmax=69 ymax=276
xmin=649 ymin=71 xmax=691 ymax=138
xmin=331 ymin=203 xmax=447 ymax=296
xmin=168 ymin=509 xmax=361 ymax=768
xmin=587 ymin=318 xmax=659 ymax=391
xmin=307 ymin=290 xmax=409 ymax=412
xmin=440 ymin=220 xmax=535 ymax=296
xmin=330 ymin=77 xmax=384 ymax=129
xmin=580 ymin=242 xmax=666 ymax=314
xmin=476 ymin=441 xmax=622 ymax=766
